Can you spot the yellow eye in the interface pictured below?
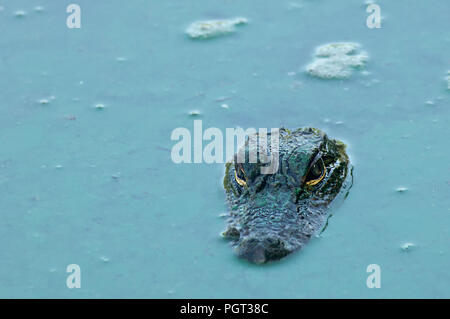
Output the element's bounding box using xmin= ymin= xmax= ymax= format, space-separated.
xmin=234 ymin=165 xmax=247 ymax=187
xmin=305 ymin=158 xmax=326 ymax=186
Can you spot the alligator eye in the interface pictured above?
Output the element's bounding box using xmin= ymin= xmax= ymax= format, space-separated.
xmin=234 ymin=164 xmax=247 ymax=187
xmin=305 ymin=158 xmax=326 ymax=186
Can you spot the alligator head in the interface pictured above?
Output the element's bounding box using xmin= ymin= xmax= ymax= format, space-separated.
xmin=222 ymin=127 xmax=352 ymax=264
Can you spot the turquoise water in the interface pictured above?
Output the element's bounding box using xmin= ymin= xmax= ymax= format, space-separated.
xmin=0 ymin=0 xmax=449 ymax=298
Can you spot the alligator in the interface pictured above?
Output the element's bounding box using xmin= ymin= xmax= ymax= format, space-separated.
xmin=222 ymin=127 xmax=352 ymax=264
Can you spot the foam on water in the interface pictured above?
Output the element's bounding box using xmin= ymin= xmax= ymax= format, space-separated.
xmin=14 ymin=10 xmax=26 ymax=17
xmin=306 ymin=43 xmax=368 ymax=79
xmin=94 ymin=104 xmax=106 ymax=110
xmin=185 ymin=17 xmax=248 ymax=39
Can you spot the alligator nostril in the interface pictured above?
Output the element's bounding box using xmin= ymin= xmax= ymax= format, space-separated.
xmin=237 ymin=245 xmax=266 ymax=264
xmin=236 ymin=237 xmax=289 ymax=264
xmin=235 ymin=238 xmax=266 ymax=264
xmin=222 ymin=226 xmax=240 ymax=240
xmin=244 ymin=245 xmax=266 ymax=264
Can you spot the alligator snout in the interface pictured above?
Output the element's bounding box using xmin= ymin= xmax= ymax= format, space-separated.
xmin=235 ymin=237 xmax=291 ymax=264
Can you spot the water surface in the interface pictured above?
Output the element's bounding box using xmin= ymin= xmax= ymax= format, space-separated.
xmin=0 ymin=0 xmax=449 ymax=298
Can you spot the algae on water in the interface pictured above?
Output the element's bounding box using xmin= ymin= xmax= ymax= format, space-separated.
xmin=306 ymin=42 xmax=368 ymax=79
xmin=186 ymin=17 xmax=248 ymax=39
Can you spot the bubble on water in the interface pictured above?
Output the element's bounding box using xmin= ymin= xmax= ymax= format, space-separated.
xmin=186 ymin=17 xmax=248 ymax=39
xmin=305 ymin=42 xmax=368 ymax=79
xmin=221 ymin=103 xmax=230 ymax=109
xmin=425 ymin=100 xmax=435 ymax=106
xmin=14 ymin=10 xmax=26 ymax=17
xmin=55 ymin=164 xmax=63 ymax=169
xmin=400 ymin=242 xmax=415 ymax=251
xmin=100 ymin=256 xmax=110 ymax=263
xmin=94 ymin=103 xmax=106 ymax=110
xmin=188 ymin=110 xmax=201 ymax=117
xmin=116 ymin=57 xmax=128 ymax=62
xmin=34 ymin=6 xmax=44 ymax=12
xmin=39 ymin=98 xmax=49 ymax=105
xmin=395 ymin=187 xmax=408 ymax=193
